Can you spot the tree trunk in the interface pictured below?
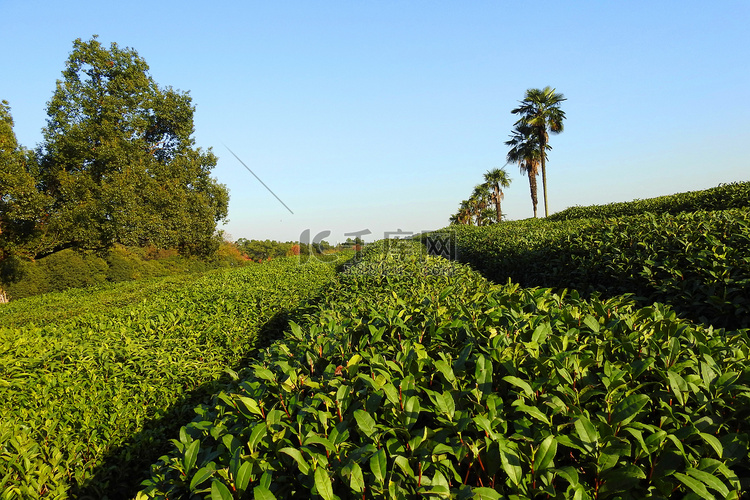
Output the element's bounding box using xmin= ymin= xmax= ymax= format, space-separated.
xmin=0 ymin=287 xmax=8 ymax=304
xmin=528 ymin=170 xmax=538 ymax=218
xmin=494 ymin=185 xmax=502 ymax=223
xmin=540 ymin=134 xmax=548 ymax=217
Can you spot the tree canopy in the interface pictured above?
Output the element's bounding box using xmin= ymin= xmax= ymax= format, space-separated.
xmin=36 ymin=36 xmax=228 ymax=256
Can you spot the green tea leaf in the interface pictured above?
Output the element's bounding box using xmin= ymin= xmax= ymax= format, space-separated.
xmin=354 ymin=410 xmax=378 ymax=440
xmin=575 ymin=416 xmax=598 ymax=453
xmin=210 ymin=479 xmax=234 ymax=500
xmin=583 ymin=315 xmax=600 ymax=333
xmin=370 ymin=448 xmax=387 ymax=484
xmin=183 ymin=439 xmax=200 ymax=472
xmin=611 ymin=394 xmax=649 ymax=425
xmin=554 ymin=465 xmax=580 ymax=487
xmin=248 ymin=423 xmax=267 ymax=452
xmin=475 ymin=354 xmax=492 ymax=396
xmin=404 ymin=396 xmax=421 ymax=429
xmin=674 ymin=472 xmax=713 ymax=500
xmin=698 ymin=432 xmax=723 ymax=458
xmin=531 ymin=321 xmax=552 ymax=344
xmin=472 ymin=487 xmax=502 ymax=499
xmin=533 ymin=435 xmax=557 ymax=473
xmin=667 ymin=371 xmax=688 ymax=406
xmin=394 ymin=455 xmax=415 ymax=477
xmin=314 ymin=467 xmax=334 ymax=500
xmin=685 ymin=467 xmax=729 ymax=498
xmin=514 ymin=402 xmax=551 ymax=425
xmin=280 ymin=447 xmax=310 ymax=474
xmin=434 ymin=359 xmax=457 ymax=387
xmin=498 ymin=443 xmax=523 ymax=486
xmin=502 ymin=376 xmax=533 ymax=398
xmin=190 ymin=466 xmax=215 ymax=491
xmin=253 ymin=485 xmax=277 ymax=500
xmin=235 ymin=461 xmax=253 ymax=493
xmin=349 ymin=461 xmax=366 ymax=493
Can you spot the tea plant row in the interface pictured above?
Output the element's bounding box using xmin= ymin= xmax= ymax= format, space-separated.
xmin=547 ymin=181 xmax=750 ymax=222
xmin=439 ymin=208 xmax=750 ymax=330
xmin=139 ymin=241 xmax=750 ymax=498
xmin=0 ymin=258 xmax=337 ymax=499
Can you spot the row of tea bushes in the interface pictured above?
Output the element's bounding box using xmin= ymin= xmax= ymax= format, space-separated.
xmin=436 ymin=208 xmax=750 ymax=330
xmin=0 ymin=258 xmax=337 ymax=499
xmin=547 ymin=181 xmax=750 ymax=221
xmin=138 ymin=242 xmax=750 ymax=498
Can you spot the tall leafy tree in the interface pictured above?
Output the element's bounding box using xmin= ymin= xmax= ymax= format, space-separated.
xmin=511 ymin=87 xmax=566 ymax=217
xmin=38 ymin=36 xmax=228 ymax=255
xmin=506 ymin=123 xmax=544 ymax=218
xmin=483 ymin=167 xmax=511 ymax=223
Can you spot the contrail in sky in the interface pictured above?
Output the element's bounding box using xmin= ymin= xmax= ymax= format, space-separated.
xmin=223 ymin=144 xmax=294 ymax=215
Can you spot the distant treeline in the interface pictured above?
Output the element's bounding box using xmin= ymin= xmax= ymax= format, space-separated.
xmin=234 ymin=238 xmax=336 ymax=262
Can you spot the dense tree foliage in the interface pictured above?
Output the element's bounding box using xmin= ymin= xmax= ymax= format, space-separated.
xmin=235 ymin=238 xmax=333 ymax=262
xmin=2 ymin=37 xmax=230 ymax=298
xmin=35 ymin=36 xmax=228 ymax=256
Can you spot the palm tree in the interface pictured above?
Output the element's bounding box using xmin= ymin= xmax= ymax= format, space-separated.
xmin=483 ymin=167 xmax=511 ymax=223
xmin=511 ymin=87 xmax=566 ymax=217
xmin=469 ymin=184 xmax=490 ymax=226
xmin=450 ymin=200 xmax=473 ymax=225
xmin=506 ymin=123 xmax=544 ymax=218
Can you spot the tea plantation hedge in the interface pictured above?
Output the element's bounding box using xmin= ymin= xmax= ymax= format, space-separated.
xmin=547 ymin=181 xmax=750 ymax=222
xmin=138 ymin=241 xmax=750 ymax=499
xmin=435 ymin=208 xmax=750 ymax=330
xmin=0 ymin=258 xmax=338 ymax=498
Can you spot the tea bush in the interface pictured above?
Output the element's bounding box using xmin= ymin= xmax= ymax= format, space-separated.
xmin=548 ymin=181 xmax=750 ymax=221
xmin=139 ymin=242 xmax=750 ymax=499
xmin=0 ymin=258 xmax=338 ymax=499
xmin=436 ymin=208 xmax=750 ymax=330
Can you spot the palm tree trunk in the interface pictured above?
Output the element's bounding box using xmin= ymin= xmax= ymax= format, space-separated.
xmin=540 ymin=134 xmax=549 ymax=217
xmin=494 ymin=185 xmax=502 ymax=222
xmin=528 ymin=171 xmax=538 ymax=218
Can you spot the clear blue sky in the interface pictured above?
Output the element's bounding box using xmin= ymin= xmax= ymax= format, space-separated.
xmin=2 ymin=1 xmax=748 ymax=243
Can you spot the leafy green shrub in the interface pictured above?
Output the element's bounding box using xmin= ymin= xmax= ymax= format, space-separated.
xmin=548 ymin=181 xmax=750 ymax=221
xmin=138 ymin=244 xmax=750 ymax=499
xmin=3 ymin=249 xmax=109 ymax=299
xmin=2 ymin=257 xmax=50 ymax=298
xmin=1 ymin=244 xmax=252 ymax=301
xmin=105 ymin=244 xmax=146 ymax=282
